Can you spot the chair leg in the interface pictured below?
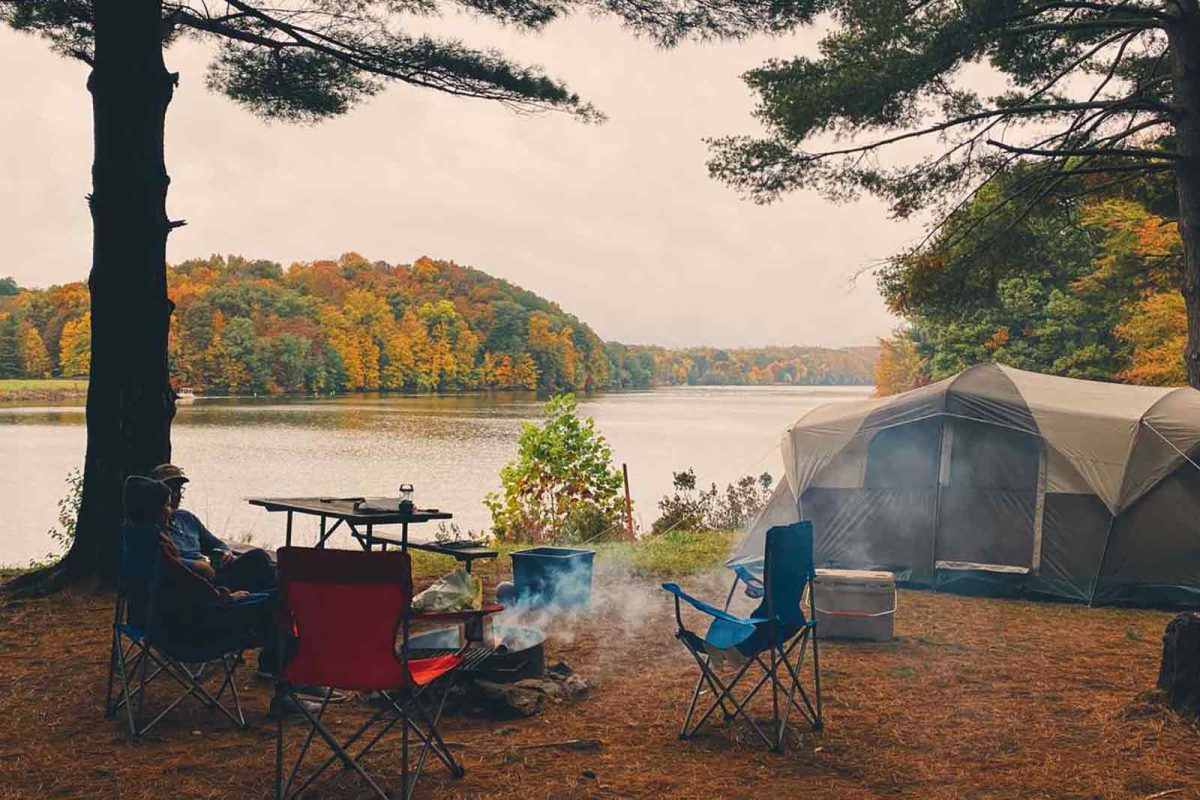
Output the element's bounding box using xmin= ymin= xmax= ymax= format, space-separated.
xmin=275 ymin=682 xmax=284 ymax=800
xmin=286 ymin=691 xmax=392 ymax=800
xmin=682 ymin=650 xmax=775 ymax=749
xmin=770 ymin=641 xmax=781 ymax=751
xmin=407 ymin=683 xmax=464 ymax=784
xmin=811 ymin=631 xmax=823 ymax=729
xmin=104 ymin=628 xmax=120 ymax=718
xmin=116 ymin=641 xmax=137 ymax=736
xmin=681 ymin=671 xmax=707 ymax=738
xmin=288 ymin=694 xmax=392 ymax=797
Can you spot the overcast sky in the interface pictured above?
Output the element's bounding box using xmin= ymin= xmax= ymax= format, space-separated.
xmin=0 ymin=13 xmax=921 ymax=348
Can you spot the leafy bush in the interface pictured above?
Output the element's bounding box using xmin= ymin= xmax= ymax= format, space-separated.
xmin=485 ymin=394 xmax=626 ymax=544
xmin=651 ymin=468 xmax=773 ymax=534
xmin=30 ymin=467 xmax=82 ymax=567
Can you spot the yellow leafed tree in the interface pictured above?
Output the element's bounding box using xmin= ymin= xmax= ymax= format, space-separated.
xmin=58 ymin=312 xmax=91 ymax=377
xmin=19 ymin=325 xmax=51 ymax=378
xmin=874 ymin=334 xmax=928 ymax=397
xmin=1116 ymin=292 xmax=1188 ymax=386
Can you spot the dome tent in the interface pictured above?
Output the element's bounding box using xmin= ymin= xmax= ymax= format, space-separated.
xmin=736 ymin=364 xmax=1200 ymax=607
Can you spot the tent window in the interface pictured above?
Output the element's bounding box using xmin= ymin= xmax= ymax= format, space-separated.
xmin=864 ymin=418 xmax=942 ymax=489
xmin=947 ymin=419 xmax=1039 ymax=489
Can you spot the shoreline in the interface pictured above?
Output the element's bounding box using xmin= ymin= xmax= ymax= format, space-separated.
xmin=0 ymin=381 xmax=873 ymax=405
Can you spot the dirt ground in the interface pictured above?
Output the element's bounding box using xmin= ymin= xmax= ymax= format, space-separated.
xmin=1 ymin=567 xmax=1198 ymax=800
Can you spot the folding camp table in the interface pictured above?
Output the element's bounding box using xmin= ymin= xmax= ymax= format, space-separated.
xmin=246 ymin=496 xmax=497 ymax=572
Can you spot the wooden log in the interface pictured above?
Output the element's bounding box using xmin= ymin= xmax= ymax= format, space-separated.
xmin=1156 ymin=612 xmax=1200 ymax=714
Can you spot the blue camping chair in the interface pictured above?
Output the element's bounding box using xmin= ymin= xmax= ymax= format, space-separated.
xmin=662 ymin=521 xmax=822 ymax=750
xmin=103 ymin=524 xmax=269 ymax=736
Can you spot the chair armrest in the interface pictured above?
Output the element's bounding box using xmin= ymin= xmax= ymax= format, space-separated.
xmin=231 ymin=591 xmax=272 ymax=606
xmin=661 ymin=583 xmax=769 ymax=626
xmin=731 ymin=565 xmax=764 ymax=598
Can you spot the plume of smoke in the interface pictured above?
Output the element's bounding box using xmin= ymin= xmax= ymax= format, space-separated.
xmin=493 ymin=549 xmax=761 ymax=682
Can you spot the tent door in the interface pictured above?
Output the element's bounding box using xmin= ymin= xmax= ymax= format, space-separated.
xmin=933 ymin=418 xmax=1042 ymax=575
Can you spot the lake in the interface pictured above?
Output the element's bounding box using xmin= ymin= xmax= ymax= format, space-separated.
xmin=0 ymin=385 xmax=871 ymax=565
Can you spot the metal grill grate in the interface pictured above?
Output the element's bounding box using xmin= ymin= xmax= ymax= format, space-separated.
xmin=409 ymin=647 xmax=496 ymax=673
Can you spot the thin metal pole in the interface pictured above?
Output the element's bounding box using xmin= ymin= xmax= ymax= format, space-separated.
xmin=622 ymin=463 xmax=635 ymax=541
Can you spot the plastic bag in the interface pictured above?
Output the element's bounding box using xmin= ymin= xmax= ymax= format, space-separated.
xmin=412 ymin=567 xmax=483 ymax=612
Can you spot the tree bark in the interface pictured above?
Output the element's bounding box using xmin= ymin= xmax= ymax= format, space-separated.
xmin=1157 ymin=612 xmax=1200 ymax=714
xmin=67 ymin=0 xmax=177 ymax=582
xmin=1169 ymin=2 xmax=1200 ymax=389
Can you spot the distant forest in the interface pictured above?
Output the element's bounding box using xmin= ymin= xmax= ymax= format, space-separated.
xmin=0 ymin=254 xmax=875 ymax=393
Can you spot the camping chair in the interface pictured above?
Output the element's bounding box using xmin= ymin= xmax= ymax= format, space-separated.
xmin=662 ymin=521 xmax=822 ymax=751
xmin=103 ymin=525 xmax=269 ymax=736
xmin=274 ymin=546 xmax=466 ymax=800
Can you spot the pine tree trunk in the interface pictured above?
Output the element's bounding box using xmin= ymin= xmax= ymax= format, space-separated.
xmin=1170 ymin=3 xmax=1200 ymax=389
xmin=66 ymin=0 xmax=177 ymax=582
xmin=1157 ymin=612 xmax=1200 ymax=714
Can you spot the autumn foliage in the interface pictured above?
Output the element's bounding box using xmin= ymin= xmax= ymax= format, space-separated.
xmin=876 ymin=171 xmax=1189 ymax=394
xmin=0 ymin=253 xmax=877 ymax=394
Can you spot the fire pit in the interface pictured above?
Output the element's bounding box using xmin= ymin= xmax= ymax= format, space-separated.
xmin=408 ymin=625 xmax=546 ymax=683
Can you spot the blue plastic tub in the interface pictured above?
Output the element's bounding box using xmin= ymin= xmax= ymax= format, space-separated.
xmin=510 ymin=546 xmax=595 ymax=608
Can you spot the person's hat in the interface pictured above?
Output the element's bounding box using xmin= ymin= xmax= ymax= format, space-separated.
xmin=150 ymin=463 xmax=189 ymax=484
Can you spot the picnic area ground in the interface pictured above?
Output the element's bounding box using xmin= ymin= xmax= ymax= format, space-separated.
xmin=0 ymin=555 xmax=1197 ymax=799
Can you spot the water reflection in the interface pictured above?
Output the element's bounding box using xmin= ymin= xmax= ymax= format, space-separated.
xmin=0 ymin=386 xmax=870 ymax=565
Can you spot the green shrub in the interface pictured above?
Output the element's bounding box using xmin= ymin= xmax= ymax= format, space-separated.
xmin=485 ymin=394 xmax=626 ymax=544
xmin=652 ymin=468 xmax=773 ymax=534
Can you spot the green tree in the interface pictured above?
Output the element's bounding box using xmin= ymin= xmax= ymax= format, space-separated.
xmin=878 ymin=167 xmax=1181 ymax=383
xmin=2 ymin=0 xmax=812 ymax=590
xmin=485 ymin=394 xmax=625 ymax=544
xmin=709 ymin=0 xmax=1200 ymax=388
xmin=0 ymin=277 xmax=18 ymax=297
xmin=0 ymin=315 xmax=21 ymax=378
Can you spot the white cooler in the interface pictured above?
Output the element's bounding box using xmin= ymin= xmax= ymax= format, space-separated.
xmin=811 ymin=569 xmax=896 ymax=641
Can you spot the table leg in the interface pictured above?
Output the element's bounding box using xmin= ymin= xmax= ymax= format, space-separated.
xmin=346 ymin=522 xmax=370 ymax=551
xmin=285 ymin=511 xmax=293 ymax=547
xmin=318 ymin=516 xmax=326 ymax=549
xmin=367 ymin=523 xmax=374 ymax=550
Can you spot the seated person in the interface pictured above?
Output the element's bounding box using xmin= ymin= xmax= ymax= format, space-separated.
xmin=121 ymin=476 xmax=274 ymax=656
xmin=149 ymin=463 xmax=276 ymax=593
xmin=122 ymin=476 xmax=320 ymax=708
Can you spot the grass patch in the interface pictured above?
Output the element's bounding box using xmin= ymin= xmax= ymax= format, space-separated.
xmin=408 ymin=531 xmax=734 ymax=582
xmin=0 ymin=379 xmax=88 ymax=390
xmin=0 ymin=378 xmax=87 ymax=401
xmin=597 ymin=530 xmax=734 ymax=578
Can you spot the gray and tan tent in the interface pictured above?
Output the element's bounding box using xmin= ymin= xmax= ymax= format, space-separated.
xmin=736 ymin=364 xmax=1200 ymax=607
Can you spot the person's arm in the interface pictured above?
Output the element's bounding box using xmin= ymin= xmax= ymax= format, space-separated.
xmin=157 ymin=533 xmax=228 ymax=606
xmin=194 ymin=514 xmax=231 ymax=556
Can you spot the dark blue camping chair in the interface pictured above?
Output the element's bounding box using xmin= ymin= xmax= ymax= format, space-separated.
xmin=662 ymin=521 xmax=822 ymax=750
xmin=103 ymin=524 xmax=269 ymax=736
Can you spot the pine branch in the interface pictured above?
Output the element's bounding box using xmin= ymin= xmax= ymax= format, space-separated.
xmin=985 ymin=139 xmax=1179 ymax=159
xmin=1000 ymin=18 xmax=1162 ymax=36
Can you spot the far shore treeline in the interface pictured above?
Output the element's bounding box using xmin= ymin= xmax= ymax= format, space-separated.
xmin=0 ymin=255 xmax=874 ymax=394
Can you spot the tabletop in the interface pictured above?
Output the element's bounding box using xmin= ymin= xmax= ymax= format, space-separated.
xmin=247 ymin=496 xmax=454 ymax=525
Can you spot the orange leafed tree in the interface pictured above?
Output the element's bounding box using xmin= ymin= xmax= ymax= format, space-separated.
xmin=1117 ymin=292 xmax=1188 ymax=386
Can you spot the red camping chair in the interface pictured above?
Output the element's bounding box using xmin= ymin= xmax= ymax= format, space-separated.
xmin=274 ymin=546 xmax=465 ymax=800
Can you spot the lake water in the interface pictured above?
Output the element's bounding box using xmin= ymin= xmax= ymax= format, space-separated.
xmin=0 ymin=386 xmax=871 ymax=566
